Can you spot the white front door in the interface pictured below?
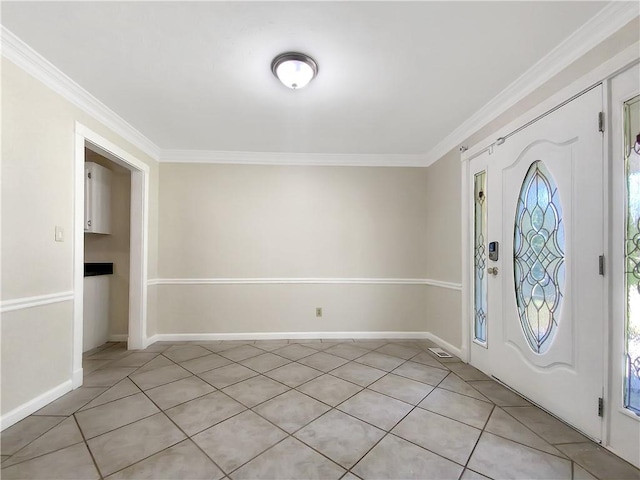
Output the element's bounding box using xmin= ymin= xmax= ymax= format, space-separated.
xmin=608 ymin=63 xmax=640 ymax=468
xmin=469 ymin=85 xmax=605 ymax=441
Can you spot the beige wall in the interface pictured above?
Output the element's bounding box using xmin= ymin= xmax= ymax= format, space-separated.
xmin=157 ymin=163 xmax=429 ymax=333
xmin=1 ymin=58 xmax=159 ymax=417
xmin=425 ymin=150 xmax=461 ymax=283
xmin=1 ymin=303 xmax=73 ymax=414
xmin=159 ymin=164 xmax=429 ymax=278
xmin=158 ymin=284 xmax=428 ymax=334
xmin=424 ymin=149 xmax=462 ymax=347
xmin=84 ymin=149 xmax=131 ymax=336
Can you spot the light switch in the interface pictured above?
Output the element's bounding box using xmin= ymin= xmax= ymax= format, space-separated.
xmin=55 ymin=226 xmax=64 ymax=242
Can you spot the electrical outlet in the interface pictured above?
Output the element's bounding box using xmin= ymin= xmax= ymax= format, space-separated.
xmin=316 ymin=307 xmax=322 ymax=318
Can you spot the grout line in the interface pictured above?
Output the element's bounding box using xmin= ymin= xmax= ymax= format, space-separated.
xmin=179 ymin=398 xmax=248 ymax=438
xmin=144 ymin=387 xmax=218 ymax=413
xmin=497 ymin=406 xmax=581 ymax=459
xmin=437 ymin=372 xmax=494 ymax=403
xmin=0 ymin=435 xmax=86 ymax=470
xmin=238 ymin=357 xmax=294 ymax=375
xmin=222 ymin=435 xmax=293 ymax=476
xmin=73 ymin=414 xmax=104 ymax=480
xmin=117 ymin=385 xmax=230 ymax=478
xmin=459 ymin=403 xmax=496 ymax=479
xmin=76 ymin=391 xmax=143 ymax=415
xmin=0 ymin=416 xmax=67 ymax=459
xmin=78 ymin=404 xmax=160 ymax=442
xmin=163 ymin=352 xmax=214 ymax=364
xmin=345 ymin=367 xmax=454 ymax=476
xmin=479 ymin=416 xmax=574 ymax=460
xmin=368 ymin=379 xmax=434 ymax=407
xmin=99 ymin=433 xmax=192 ymax=478
xmin=197 ymin=369 xmax=261 ymax=391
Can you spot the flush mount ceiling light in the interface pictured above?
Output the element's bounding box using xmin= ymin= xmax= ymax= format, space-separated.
xmin=271 ymin=52 xmax=318 ymax=90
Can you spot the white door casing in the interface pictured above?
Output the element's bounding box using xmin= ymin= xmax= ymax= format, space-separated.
xmin=73 ymin=123 xmax=150 ymax=388
xmin=469 ymin=86 xmax=605 ymax=441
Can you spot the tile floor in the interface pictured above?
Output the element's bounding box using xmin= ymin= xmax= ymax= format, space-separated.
xmin=2 ymin=339 xmax=639 ymax=480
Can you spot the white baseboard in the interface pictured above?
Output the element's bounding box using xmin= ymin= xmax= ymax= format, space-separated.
xmin=147 ymin=331 xmax=465 ymax=360
xmin=108 ymin=334 xmax=129 ymax=342
xmin=148 ymin=277 xmax=462 ymax=290
xmin=143 ymin=334 xmax=157 ymax=349
xmin=146 ymin=330 xmax=469 ymax=351
xmin=423 ymin=332 xmax=464 ymax=359
xmin=147 ymin=331 xmax=435 ymax=343
xmin=72 ymin=368 xmax=84 ymax=388
xmin=1 ymin=380 xmax=73 ymax=431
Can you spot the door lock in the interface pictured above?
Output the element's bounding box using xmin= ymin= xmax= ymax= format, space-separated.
xmin=487 ymin=267 xmax=499 ymax=276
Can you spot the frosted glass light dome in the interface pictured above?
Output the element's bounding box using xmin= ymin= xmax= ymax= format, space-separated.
xmin=271 ymin=52 xmax=318 ymax=89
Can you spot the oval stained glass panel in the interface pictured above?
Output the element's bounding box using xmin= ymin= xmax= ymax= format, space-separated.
xmin=514 ymin=160 xmax=565 ymax=354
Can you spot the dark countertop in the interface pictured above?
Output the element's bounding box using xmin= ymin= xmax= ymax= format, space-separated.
xmin=84 ymin=263 xmax=113 ymax=277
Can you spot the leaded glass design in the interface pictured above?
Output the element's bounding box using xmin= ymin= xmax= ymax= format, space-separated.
xmin=514 ymin=161 xmax=565 ymax=354
xmin=623 ymin=95 xmax=640 ymax=414
xmin=474 ymin=171 xmax=488 ymax=344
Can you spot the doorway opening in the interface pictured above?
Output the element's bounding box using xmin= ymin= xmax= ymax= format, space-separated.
xmin=83 ymin=148 xmax=132 ymax=351
xmin=462 ymin=57 xmax=640 ymax=468
xmin=72 ymin=123 xmax=149 ymax=387
xmin=464 ymin=86 xmax=605 ymax=441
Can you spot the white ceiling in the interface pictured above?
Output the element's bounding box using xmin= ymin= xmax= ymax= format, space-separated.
xmin=2 ymin=1 xmax=608 ymax=156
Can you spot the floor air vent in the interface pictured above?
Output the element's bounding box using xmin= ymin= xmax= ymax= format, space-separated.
xmin=428 ymin=347 xmax=453 ymax=358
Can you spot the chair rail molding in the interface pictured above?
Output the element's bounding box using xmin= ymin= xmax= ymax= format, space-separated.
xmin=0 ymin=291 xmax=74 ymax=313
xmin=147 ymin=277 xmax=463 ymax=290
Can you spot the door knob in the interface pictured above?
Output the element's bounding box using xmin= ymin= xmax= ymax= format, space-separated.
xmin=488 ymin=267 xmax=499 ymax=276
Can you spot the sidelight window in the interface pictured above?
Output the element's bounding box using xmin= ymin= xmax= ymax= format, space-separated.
xmin=474 ymin=171 xmax=488 ymax=345
xmin=624 ymin=95 xmax=640 ymax=414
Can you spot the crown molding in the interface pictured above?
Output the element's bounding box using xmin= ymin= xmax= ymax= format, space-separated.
xmin=3 ymin=2 xmax=637 ymax=168
xmin=422 ymin=2 xmax=640 ymax=167
xmin=1 ymin=26 xmax=161 ymax=161
xmin=160 ymin=149 xmax=427 ymax=167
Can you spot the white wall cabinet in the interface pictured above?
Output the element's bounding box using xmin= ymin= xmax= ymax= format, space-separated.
xmin=83 ymin=275 xmax=110 ymax=352
xmin=85 ymin=162 xmax=112 ymax=234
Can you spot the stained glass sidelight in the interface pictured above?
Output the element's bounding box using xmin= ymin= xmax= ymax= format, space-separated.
xmin=624 ymin=95 xmax=640 ymax=414
xmin=514 ymin=161 xmax=565 ymax=354
xmin=474 ymin=171 xmax=488 ymax=344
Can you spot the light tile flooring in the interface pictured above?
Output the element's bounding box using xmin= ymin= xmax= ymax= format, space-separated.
xmin=2 ymin=339 xmax=639 ymax=480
